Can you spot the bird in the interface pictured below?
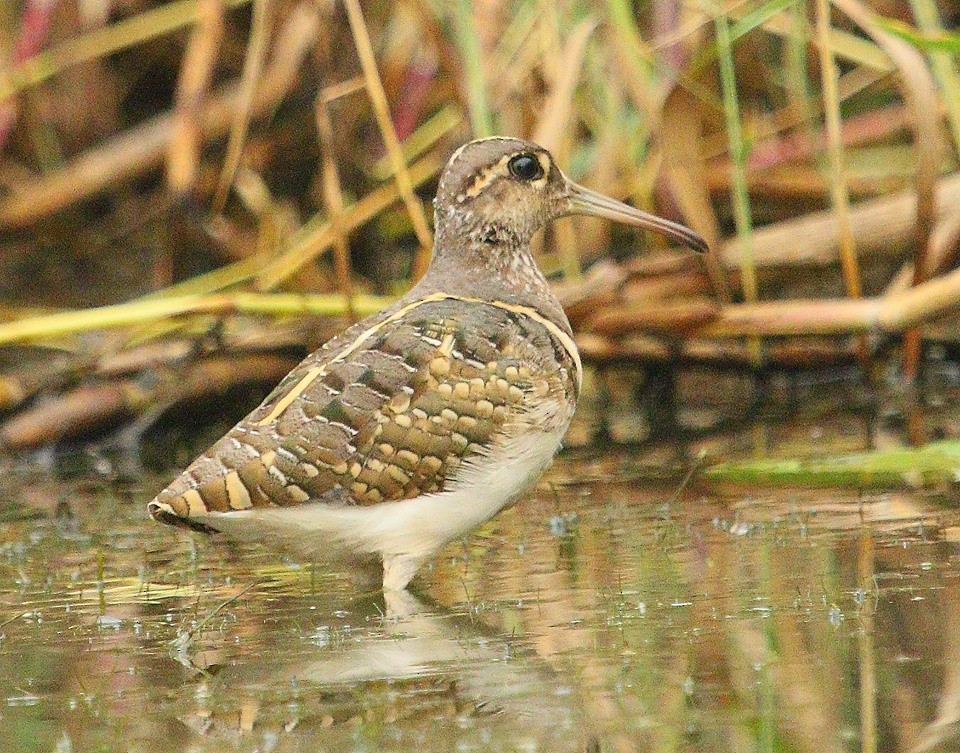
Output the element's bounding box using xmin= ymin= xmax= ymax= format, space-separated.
xmin=148 ymin=136 xmax=707 ymax=591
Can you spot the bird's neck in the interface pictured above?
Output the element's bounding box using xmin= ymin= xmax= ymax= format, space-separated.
xmin=411 ymin=213 xmax=570 ymax=335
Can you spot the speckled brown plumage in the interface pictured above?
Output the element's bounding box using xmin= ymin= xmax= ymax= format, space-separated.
xmin=151 ymin=295 xmax=578 ymax=517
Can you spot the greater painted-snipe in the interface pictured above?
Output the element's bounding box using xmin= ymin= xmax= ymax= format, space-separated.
xmin=148 ymin=137 xmax=707 ymax=591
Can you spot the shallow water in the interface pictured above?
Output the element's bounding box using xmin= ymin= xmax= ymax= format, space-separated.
xmin=3 ymin=419 xmax=960 ymax=752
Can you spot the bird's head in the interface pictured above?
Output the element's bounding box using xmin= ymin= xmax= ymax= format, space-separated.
xmin=433 ymin=136 xmax=707 ymax=254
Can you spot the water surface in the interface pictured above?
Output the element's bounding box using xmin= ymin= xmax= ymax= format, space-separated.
xmin=1 ymin=427 xmax=959 ymax=752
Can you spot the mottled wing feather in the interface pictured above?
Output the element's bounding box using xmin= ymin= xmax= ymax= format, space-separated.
xmin=152 ymin=299 xmax=577 ymax=519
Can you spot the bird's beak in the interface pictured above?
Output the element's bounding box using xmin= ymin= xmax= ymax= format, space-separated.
xmin=563 ymin=178 xmax=708 ymax=254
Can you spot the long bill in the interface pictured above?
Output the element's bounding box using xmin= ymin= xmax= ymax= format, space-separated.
xmin=564 ymin=180 xmax=709 ymax=254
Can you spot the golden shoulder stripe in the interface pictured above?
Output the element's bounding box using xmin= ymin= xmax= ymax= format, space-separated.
xmin=258 ymin=366 xmax=325 ymax=425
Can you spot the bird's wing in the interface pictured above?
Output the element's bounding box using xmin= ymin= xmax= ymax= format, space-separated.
xmin=149 ymin=296 xmax=578 ymax=521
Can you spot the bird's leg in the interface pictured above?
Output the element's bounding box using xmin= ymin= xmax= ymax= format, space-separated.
xmin=382 ymin=554 xmax=425 ymax=593
xmin=382 ymin=587 xmax=424 ymax=619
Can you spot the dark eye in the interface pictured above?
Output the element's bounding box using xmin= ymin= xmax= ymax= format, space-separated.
xmin=508 ymin=153 xmax=544 ymax=181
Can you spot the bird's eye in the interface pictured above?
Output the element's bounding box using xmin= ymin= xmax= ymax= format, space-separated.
xmin=508 ymin=153 xmax=544 ymax=181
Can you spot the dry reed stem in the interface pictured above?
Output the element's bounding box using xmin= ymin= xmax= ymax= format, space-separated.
xmin=624 ymin=250 xmax=700 ymax=276
xmin=584 ymin=256 xmax=960 ymax=341
xmin=622 ymin=269 xmax=712 ymax=302
xmin=320 ymin=76 xmax=365 ymax=102
xmin=815 ymin=0 xmax=862 ymax=302
xmin=609 ymin=0 xmax=717 ymax=118
xmin=368 ymin=104 xmax=462 ymax=181
xmin=0 ymin=2 xmax=320 ymax=227
xmin=0 ymin=377 xmax=28 ymax=412
xmin=908 ymin=0 xmax=960 ymax=158
xmin=588 ymin=298 xmax=720 ymax=335
xmin=605 ymin=1 xmax=657 ymax=120
xmin=167 ymin=0 xmax=224 ymax=195
xmin=316 ymin=98 xmax=356 ymax=322
xmin=661 ymin=87 xmax=731 ymax=303
xmin=814 ymin=0 xmax=871 ymax=369
xmin=488 ymin=0 xmax=540 ymax=70
xmin=485 ymin=2 xmax=540 ymax=96
xmin=211 ymin=0 xmax=270 ymax=214
xmin=0 ymin=382 xmax=147 ymax=450
xmin=554 ymin=260 xmax=627 ymax=323
xmin=0 ymin=292 xmax=392 ymax=346
xmin=0 ymin=353 xmax=299 ymax=451
xmin=537 ymin=0 xmax=562 ymax=89
xmin=719 ymin=171 xmax=960 ymax=273
xmin=0 ymin=320 xmax=311 ymax=413
xmin=886 ymin=211 xmax=960 ymax=295
xmin=531 ymin=18 xmax=595 ymax=281
xmin=836 ymin=0 xmax=943 ymax=444
xmin=668 ymin=263 xmax=960 ymax=337
xmin=254 ymin=152 xmax=443 ymax=290
xmin=575 ymin=88 xmax=620 ymax=262
xmin=531 ymin=19 xmax=595 ymax=153
xmin=705 ymin=162 xmax=909 ymax=199
xmin=343 ymin=0 xmax=433 ymax=281
xmin=885 ymin=267 xmax=960 ymax=331
xmin=1 ymin=114 xmax=165 ymax=226
xmin=577 ymin=332 xmax=855 ymax=368
xmin=486 ymin=20 xmax=540 ymax=111
xmin=686 ymin=299 xmax=879 ymax=336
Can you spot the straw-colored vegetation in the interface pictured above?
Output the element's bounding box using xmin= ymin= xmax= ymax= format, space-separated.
xmin=1 ymin=0 xmax=960 ymax=459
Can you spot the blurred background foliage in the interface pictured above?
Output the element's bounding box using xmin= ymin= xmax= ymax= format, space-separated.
xmin=1 ymin=0 xmax=960 ymax=456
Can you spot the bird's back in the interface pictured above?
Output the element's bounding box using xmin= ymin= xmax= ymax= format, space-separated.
xmin=149 ymin=293 xmax=579 ymax=529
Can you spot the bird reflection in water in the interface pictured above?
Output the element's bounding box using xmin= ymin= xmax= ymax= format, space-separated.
xmin=170 ymin=587 xmax=598 ymax=752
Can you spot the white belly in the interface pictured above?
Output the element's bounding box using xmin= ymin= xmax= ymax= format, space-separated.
xmin=194 ymin=423 xmax=567 ymax=566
